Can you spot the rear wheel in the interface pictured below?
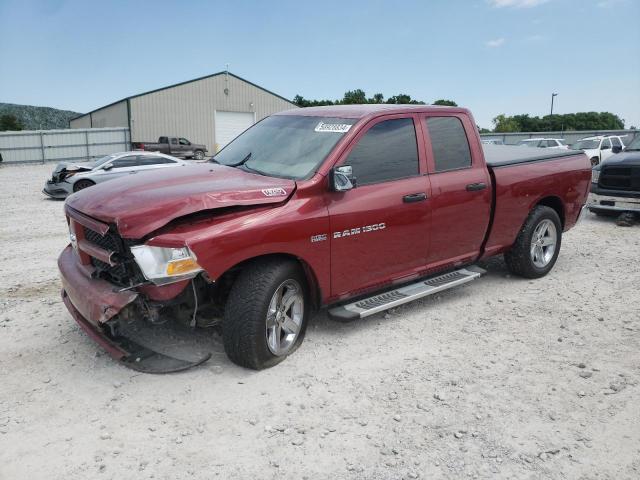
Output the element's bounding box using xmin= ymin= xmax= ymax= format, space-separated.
xmin=222 ymin=258 xmax=309 ymax=369
xmin=194 ymin=150 xmax=205 ymax=160
xmin=504 ymin=206 xmax=562 ymax=279
xmin=73 ymin=179 xmax=95 ymax=192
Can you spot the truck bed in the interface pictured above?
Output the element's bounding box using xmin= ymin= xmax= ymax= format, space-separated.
xmin=483 ymin=144 xmax=582 ymax=167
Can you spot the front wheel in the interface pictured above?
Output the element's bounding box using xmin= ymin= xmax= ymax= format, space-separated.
xmin=194 ymin=150 xmax=205 ymax=160
xmin=223 ymin=259 xmax=309 ymax=369
xmin=73 ymin=179 xmax=95 ymax=192
xmin=504 ymin=206 xmax=562 ymax=279
xmin=590 ymin=157 xmax=599 ymax=166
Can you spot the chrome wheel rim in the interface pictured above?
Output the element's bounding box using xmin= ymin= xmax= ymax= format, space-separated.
xmin=530 ymin=219 xmax=557 ymax=268
xmin=265 ymin=279 xmax=304 ymax=356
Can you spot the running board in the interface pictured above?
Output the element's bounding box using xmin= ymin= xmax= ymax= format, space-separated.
xmin=328 ymin=266 xmax=486 ymax=321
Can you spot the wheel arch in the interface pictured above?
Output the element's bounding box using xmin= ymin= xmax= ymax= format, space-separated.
xmin=535 ymin=195 xmax=565 ymax=229
xmin=214 ymin=253 xmax=322 ymax=311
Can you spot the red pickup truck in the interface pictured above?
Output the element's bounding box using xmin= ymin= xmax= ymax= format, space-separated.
xmin=59 ymin=105 xmax=591 ymax=372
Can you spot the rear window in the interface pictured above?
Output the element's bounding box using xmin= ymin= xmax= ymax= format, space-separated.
xmin=425 ymin=117 xmax=472 ymax=172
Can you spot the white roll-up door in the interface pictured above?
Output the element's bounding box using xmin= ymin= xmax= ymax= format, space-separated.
xmin=215 ymin=111 xmax=255 ymax=151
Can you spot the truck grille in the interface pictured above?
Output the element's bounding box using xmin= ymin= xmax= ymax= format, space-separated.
xmin=599 ymin=165 xmax=640 ymax=191
xmin=82 ymin=227 xmax=140 ymax=286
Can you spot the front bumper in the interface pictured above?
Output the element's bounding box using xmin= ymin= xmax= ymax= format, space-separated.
xmin=58 ymin=245 xmax=211 ymax=373
xmin=43 ymin=180 xmax=73 ymax=199
xmin=588 ymin=193 xmax=640 ymax=214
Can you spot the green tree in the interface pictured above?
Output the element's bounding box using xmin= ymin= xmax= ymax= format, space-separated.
xmin=293 ymin=90 xmax=426 ymax=107
xmin=0 ymin=114 xmax=24 ymax=131
xmin=492 ymin=114 xmax=521 ymax=133
xmin=341 ymin=89 xmax=367 ymax=104
xmin=432 ymin=99 xmax=458 ymax=106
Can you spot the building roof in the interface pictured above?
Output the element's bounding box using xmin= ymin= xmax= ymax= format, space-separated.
xmin=274 ymin=104 xmax=467 ymax=119
xmin=70 ymin=71 xmax=296 ymax=122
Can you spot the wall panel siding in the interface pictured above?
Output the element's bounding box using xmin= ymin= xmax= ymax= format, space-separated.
xmin=0 ymin=128 xmax=129 ymax=163
xmin=70 ymin=114 xmax=91 ymax=129
xmin=130 ymin=74 xmax=296 ymax=153
xmin=90 ymin=100 xmax=128 ymax=128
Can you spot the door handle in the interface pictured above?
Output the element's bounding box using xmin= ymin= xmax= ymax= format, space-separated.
xmin=403 ymin=192 xmax=427 ymax=203
xmin=466 ymin=182 xmax=487 ymax=192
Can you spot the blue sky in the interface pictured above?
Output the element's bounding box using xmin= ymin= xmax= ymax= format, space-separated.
xmin=1 ymin=0 xmax=638 ymax=129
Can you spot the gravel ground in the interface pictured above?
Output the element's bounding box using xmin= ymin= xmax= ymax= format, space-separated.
xmin=1 ymin=162 xmax=639 ymax=480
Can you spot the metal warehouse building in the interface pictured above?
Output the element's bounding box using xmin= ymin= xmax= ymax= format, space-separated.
xmin=69 ymin=71 xmax=297 ymax=153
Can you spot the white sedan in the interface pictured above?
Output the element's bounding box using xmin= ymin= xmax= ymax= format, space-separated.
xmin=43 ymin=151 xmax=188 ymax=199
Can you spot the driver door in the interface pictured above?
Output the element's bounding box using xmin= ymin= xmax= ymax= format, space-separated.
xmin=326 ymin=115 xmax=431 ymax=298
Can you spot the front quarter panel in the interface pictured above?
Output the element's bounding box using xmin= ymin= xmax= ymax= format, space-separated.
xmin=146 ymin=183 xmax=332 ymax=302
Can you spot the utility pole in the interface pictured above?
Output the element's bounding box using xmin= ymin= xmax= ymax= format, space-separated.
xmin=550 ymin=93 xmax=558 ymax=116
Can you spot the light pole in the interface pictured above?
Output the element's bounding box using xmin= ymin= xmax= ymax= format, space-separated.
xmin=550 ymin=93 xmax=558 ymax=116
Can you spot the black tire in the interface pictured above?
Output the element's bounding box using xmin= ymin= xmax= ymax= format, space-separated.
xmin=590 ymin=157 xmax=599 ymax=166
xmin=504 ymin=205 xmax=562 ymax=279
xmin=73 ymin=179 xmax=95 ymax=192
xmin=194 ymin=150 xmax=205 ymax=160
xmin=222 ymin=258 xmax=309 ymax=370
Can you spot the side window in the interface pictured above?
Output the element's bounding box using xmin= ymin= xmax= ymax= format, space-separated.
xmin=602 ymin=138 xmax=611 ymax=149
xmin=112 ymin=156 xmax=139 ymax=168
xmin=179 ymin=138 xmax=190 ymax=145
xmin=170 ymin=138 xmax=178 ymax=145
xmin=611 ymin=137 xmax=621 ymax=147
xmin=139 ymin=156 xmax=175 ymax=166
xmin=345 ymin=118 xmax=419 ymax=185
xmin=426 ymin=117 xmax=472 ymax=172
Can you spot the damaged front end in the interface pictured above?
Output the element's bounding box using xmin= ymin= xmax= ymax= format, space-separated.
xmin=59 ymin=206 xmax=221 ymax=373
xmin=43 ymin=164 xmax=93 ymax=199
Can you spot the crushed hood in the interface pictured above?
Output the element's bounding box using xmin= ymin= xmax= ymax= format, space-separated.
xmin=54 ymin=160 xmax=95 ymax=173
xmin=66 ymin=163 xmax=296 ymax=238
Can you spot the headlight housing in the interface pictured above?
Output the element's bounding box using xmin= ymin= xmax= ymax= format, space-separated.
xmin=591 ymin=169 xmax=600 ymax=184
xmin=130 ymin=245 xmax=202 ymax=285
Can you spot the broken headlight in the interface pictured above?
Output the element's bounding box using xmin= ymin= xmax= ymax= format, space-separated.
xmin=130 ymin=245 xmax=202 ymax=285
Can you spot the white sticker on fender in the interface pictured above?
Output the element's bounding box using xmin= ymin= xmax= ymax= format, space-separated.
xmin=261 ymin=187 xmax=288 ymax=197
xmin=314 ymin=122 xmax=352 ymax=133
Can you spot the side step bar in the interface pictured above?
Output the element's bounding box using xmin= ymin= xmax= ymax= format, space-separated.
xmin=328 ymin=266 xmax=486 ymax=321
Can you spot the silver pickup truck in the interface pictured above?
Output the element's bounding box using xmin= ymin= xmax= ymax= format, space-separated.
xmin=132 ymin=136 xmax=208 ymax=160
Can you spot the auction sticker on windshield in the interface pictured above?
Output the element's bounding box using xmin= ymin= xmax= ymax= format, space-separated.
xmin=314 ymin=122 xmax=353 ymax=133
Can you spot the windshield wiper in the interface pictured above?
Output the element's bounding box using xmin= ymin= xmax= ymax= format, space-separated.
xmin=229 ymin=152 xmax=252 ymax=167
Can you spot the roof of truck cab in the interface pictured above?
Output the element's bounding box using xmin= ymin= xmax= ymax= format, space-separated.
xmin=275 ymin=104 xmax=467 ymax=119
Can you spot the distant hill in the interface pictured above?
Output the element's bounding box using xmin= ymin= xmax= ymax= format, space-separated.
xmin=0 ymin=102 xmax=83 ymax=130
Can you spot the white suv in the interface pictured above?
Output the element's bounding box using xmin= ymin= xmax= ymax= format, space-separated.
xmin=571 ymin=136 xmax=626 ymax=166
xmin=516 ymin=138 xmax=568 ymax=150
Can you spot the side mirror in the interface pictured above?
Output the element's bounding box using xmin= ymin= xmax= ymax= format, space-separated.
xmin=612 ymin=145 xmax=622 ymax=154
xmin=331 ymin=165 xmax=356 ymax=192
xmin=102 ymin=164 xmax=113 ymax=170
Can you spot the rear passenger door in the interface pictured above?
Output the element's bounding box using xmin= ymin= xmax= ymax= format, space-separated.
xmin=327 ymin=115 xmax=431 ymax=297
xmin=420 ymin=114 xmax=492 ymax=269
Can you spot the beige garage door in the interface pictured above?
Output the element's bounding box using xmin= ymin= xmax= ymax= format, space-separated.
xmin=215 ymin=111 xmax=255 ymax=152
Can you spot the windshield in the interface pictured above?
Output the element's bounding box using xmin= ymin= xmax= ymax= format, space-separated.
xmin=517 ymin=140 xmax=539 ymax=148
xmin=213 ymin=115 xmax=357 ymax=179
xmin=572 ymin=139 xmax=600 ymax=150
xmin=625 ymin=135 xmax=640 ymax=151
